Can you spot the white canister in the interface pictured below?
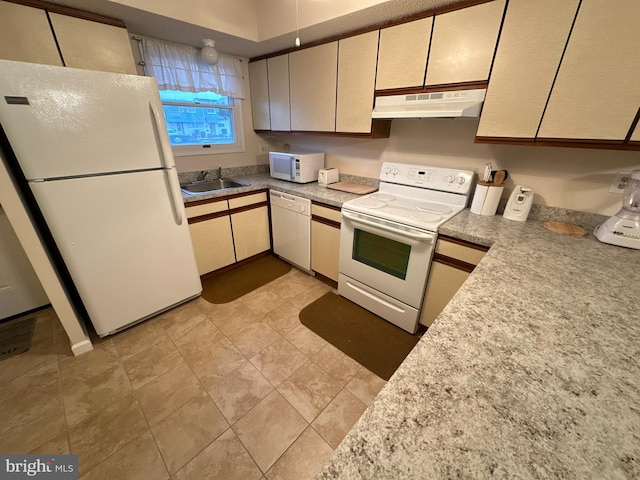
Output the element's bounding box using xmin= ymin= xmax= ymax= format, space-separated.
xmin=470 ymin=183 xmax=504 ymax=216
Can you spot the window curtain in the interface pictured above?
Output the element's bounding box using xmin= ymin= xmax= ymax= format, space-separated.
xmin=141 ymin=37 xmax=245 ymax=99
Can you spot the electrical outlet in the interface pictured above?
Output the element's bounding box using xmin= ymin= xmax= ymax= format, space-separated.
xmin=609 ymin=171 xmax=632 ymax=194
xmin=258 ymin=144 xmax=269 ymax=154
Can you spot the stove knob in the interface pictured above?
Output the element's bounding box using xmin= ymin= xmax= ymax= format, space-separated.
xmin=445 ymin=175 xmax=455 ymax=183
xmin=392 ymin=167 xmax=399 ymax=176
xmin=457 ymin=176 xmax=466 ymax=185
xmin=385 ymin=167 xmax=392 ymax=175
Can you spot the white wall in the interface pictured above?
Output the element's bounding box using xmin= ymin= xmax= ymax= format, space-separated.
xmin=267 ymin=118 xmax=640 ymax=216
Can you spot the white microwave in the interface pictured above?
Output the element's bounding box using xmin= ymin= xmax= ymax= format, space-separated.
xmin=269 ymin=152 xmax=325 ymax=183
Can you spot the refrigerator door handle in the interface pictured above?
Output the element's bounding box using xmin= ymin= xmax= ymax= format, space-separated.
xmin=149 ymin=102 xmax=175 ymax=170
xmin=165 ymin=169 xmax=184 ymax=226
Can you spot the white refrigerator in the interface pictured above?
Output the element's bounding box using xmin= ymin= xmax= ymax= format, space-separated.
xmin=0 ymin=60 xmax=202 ymax=336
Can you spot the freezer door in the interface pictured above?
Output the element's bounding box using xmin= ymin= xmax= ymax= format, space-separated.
xmin=29 ymin=169 xmax=201 ymax=336
xmin=0 ymin=59 xmax=172 ymax=179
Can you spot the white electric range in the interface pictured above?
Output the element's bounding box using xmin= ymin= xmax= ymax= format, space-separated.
xmin=338 ymin=162 xmax=475 ymax=333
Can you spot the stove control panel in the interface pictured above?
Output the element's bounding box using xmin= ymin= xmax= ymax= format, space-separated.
xmin=380 ymin=162 xmax=474 ymax=195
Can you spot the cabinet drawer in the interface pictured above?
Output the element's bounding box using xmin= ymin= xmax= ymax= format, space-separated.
xmin=435 ymin=237 xmax=487 ymax=265
xmin=229 ymin=192 xmax=267 ymax=209
xmin=185 ymin=199 xmax=229 ymax=219
xmin=311 ymin=204 xmax=341 ymax=224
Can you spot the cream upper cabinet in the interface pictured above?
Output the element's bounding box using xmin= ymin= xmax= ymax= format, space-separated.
xmin=248 ymin=59 xmax=271 ymax=130
xmin=267 ymin=54 xmax=291 ymax=131
xmin=476 ymin=0 xmax=579 ymax=139
xmin=289 ymin=42 xmax=338 ymax=132
xmin=49 ymin=13 xmax=136 ymax=74
xmin=376 ymin=17 xmax=432 ymax=90
xmin=537 ymin=0 xmax=640 ymax=141
xmin=0 ymin=2 xmax=62 ymax=66
xmin=425 ymin=0 xmax=505 ymax=86
xmin=335 ymin=31 xmax=379 ymax=133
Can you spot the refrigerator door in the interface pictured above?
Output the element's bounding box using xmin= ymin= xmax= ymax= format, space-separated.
xmin=0 ymin=59 xmax=172 ymax=180
xmin=29 ymin=169 xmax=201 ymax=336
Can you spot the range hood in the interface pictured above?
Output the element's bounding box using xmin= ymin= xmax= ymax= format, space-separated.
xmin=372 ymin=89 xmax=486 ymax=119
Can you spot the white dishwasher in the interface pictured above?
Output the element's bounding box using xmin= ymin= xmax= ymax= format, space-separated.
xmin=270 ymin=190 xmax=312 ymax=271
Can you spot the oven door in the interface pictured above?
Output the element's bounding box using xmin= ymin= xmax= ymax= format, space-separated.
xmin=339 ymin=209 xmax=436 ymax=309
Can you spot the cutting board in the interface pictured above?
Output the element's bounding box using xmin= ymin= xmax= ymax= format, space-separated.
xmin=327 ymin=182 xmax=378 ymax=195
xmin=543 ymin=222 xmax=587 ymax=237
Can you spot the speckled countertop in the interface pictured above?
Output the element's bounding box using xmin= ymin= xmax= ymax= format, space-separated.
xmin=180 ymin=170 xmax=372 ymax=208
xmin=318 ymin=211 xmax=640 ymax=479
xmin=183 ymin=170 xmax=640 ymax=478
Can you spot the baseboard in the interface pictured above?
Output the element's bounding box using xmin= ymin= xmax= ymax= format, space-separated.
xmin=71 ymin=338 xmax=93 ymax=356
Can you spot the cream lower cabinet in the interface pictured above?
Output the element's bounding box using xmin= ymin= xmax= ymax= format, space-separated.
xmin=186 ymin=191 xmax=271 ymax=275
xmin=310 ymin=203 xmax=341 ymax=283
xmin=420 ymin=236 xmax=488 ymax=327
xmin=229 ymin=192 xmax=271 ymax=262
xmin=186 ymin=198 xmax=235 ymax=276
xmin=537 ymin=0 xmax=640 ymax=141
xmin=476 ymin=0 xmax=580 ymax=139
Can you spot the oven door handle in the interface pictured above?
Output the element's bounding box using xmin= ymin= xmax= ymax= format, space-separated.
xmin=342 ymin=210 xmax=434 ymax=242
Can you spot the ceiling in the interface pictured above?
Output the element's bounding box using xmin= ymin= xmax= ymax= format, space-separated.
xmin=48 ymin=0 xmax=465 ymax=59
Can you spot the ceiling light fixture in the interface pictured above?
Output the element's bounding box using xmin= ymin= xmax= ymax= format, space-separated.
xmin=295 ymin=0 xmax=301 ymax=47
xmin=201 ymin=39 xmax=219 ymax=65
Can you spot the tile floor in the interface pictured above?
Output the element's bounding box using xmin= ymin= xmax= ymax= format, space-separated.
xmin=0 ymin=266 xmax=387 ymax=479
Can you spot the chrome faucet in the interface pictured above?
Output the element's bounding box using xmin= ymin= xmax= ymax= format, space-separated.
xmin=196 ymin=170 xmax=209 ymax=182
xmin=217 ymin=165 xmax=222 ymax=179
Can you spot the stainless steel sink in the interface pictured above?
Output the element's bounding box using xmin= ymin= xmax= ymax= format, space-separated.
xmin=181 ymin=179 xmax=247 ymax=195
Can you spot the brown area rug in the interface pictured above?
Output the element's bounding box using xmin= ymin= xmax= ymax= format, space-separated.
xmin=299 ymin=292 xmax=423 ymax=380
xmin=201 ymin=255 xmax=291 ymax=304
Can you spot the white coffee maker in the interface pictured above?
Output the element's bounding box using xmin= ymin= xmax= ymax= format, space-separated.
xmin=595 ymin=170 xmax=640 ymax=249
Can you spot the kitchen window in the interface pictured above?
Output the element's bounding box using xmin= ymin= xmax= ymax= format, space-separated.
xmin=159 ymin=89 xmax=244 ymax=156
xmin=139 ymin=36 xmax=246 ymax=156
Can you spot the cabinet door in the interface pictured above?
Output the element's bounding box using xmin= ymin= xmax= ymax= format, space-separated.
xmin=188 ymin=216 xmax=236 ymax=275
xmin=267 ymin=54 xmax=291 ymax=131
xmin=376 ymin=17 xmax=433 ymax=91
xmin=289 ymin=42 xmax=338 ymax=131
xmin=425 ymin=0 xmax=505 ymax=86
xmin=336 ymin=31 xmax=379 ymax=133
xmin=476 ymin=0 xmax=579 ymax=139
xmin=231 ymin=206 xmax=271 ymax=261
xmin=49 ymin=13 xmax=137 ymax=74
xmin=0 ymin=2 xmax=62 ymax=66
xmin=419 ymin=261 xmax=469 ymax=327
xmin=311 ymin=220 xmax=340 ymax=282
xmin=537 ymin=0 xmax=640 ymax=141
xmin=248 ymin=59 xmax=271 ymax=130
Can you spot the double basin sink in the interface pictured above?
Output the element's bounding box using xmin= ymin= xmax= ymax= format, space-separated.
xmin=181 ymin=179 xmax=248 ymax=195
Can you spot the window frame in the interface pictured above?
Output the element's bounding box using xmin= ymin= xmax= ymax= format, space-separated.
xmin=161 ymin=95 xmax=246 ymax=157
